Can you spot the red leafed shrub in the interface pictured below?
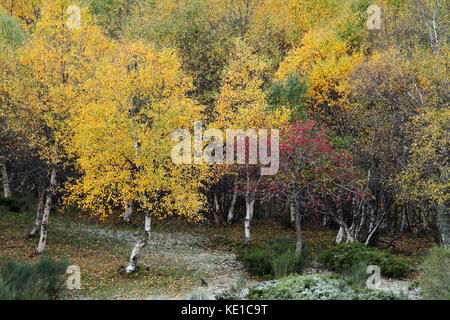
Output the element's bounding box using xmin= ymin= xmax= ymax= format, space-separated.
xmin=273 ymin=120 xmax=364 ymax=214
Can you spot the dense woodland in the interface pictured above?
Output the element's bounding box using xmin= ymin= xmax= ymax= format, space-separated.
xmin=0 ymin=0 xmax=448 ymax=279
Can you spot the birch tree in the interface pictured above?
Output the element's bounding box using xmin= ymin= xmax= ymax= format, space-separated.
xmin=66 ymin=40 xmax=209 ymax=272
xmin=17 ymin=0 xmax=110 ymax=253
xmin=214 ymin=38 xmax=288 ymax=244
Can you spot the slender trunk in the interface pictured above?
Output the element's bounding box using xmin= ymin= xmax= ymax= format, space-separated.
xmin=436 ymin=204 xmax=449 ymax=248
xmin=290 ymin=203 xmax=295 ymax=226
xmin=334 ymin=205 xmax=356 ymax=243
xmin=1 ymin=161 xmax=11 ymax=198
xmin=322 ymin=215 xmax=328 ymax=227
xmin=126 ymin=213 xmax=151 ymax=273
xmin=365 ymin=210 xmax=387 ymax=246
xmin=36 ymin=168 xmax=57 ymax=254
xmin=244 ymin=198 xmax=254 ymax=245
xmin=19 ymin=176 xmax=27 ymax=192
xmin=354 ymin=203 xmax=366 ymax=241
xmin=294 ymin=203 xmax=302 ymax=255
xmin=422 ymin=210 xmax=429 ymax=229
xmin=212 ymin=193 xmax=220 ymax=224
xmin=345 ymin=228 xmax=356 ymax=242
xmin=29 ymin=188 xmax=45 ymax=237
xmin=123 ymin=202 xmax=132 ymax=223
xmin=336 ymin=226 xmax=344 ymax=244
xmin=400 ymin=205 xmax=409 ymax=232
xmin=227 ymin=186 xmax=238 ymax=223
xmin=263 ymin=201 xmax=270 ymax=219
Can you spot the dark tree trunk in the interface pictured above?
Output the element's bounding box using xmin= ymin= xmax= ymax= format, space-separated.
xmin=294 ymin=203 xmax=302 ymax=255
xmin=436 ymin=204 xmax=449 ymax=248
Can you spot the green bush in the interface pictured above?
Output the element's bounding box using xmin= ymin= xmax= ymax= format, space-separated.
xmin=0 ymin=196 xmax=29 ymax=213
xmin=271 ymin=250 xmax=299 ymax=279
xmin=0 ymin=257 xmax=69 ymax=300
xmin=215 ymin=276 xmax=247 ymax=300
xmin=237 ymin=238 xmax=311 ymax=278
xmin=189 ymin=290 xmax=210 ymax=300
xmin=348 ymin=260 xmax=369 ymax=288
xmin=419 ymin=246 xmax=450 ymax=300
xmin=247 ymin=274 xmax=404 ymax=300
xmin=319 ymin=242 xmax=409 ymax=278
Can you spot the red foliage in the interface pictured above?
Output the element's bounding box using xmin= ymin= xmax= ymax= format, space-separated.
xmin=271 ymin=120 xmax=364 ymax=211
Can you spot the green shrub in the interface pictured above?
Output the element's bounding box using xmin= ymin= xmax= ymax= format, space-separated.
xmin=189 ymin=290 xmax=210 ymax=300
xmin=319 ymin=242 xmax=408 ymax=278
xmin=419 ymin=246 xmax=450 ymax=300
xmin=238 ymin=246 xmax=272 ymax=276
xmin=237 ymin=238 xmax=311 ymax=278
xmin=247 ymin=274 xmax=404 ymax=300
xmin=0 ymin=256 xmax=69 ymax=300
xmin=271 ymin=250 xmax=299 ymax=279
xmin=215 ymin=276 xmax=247 ymax=300
xmin=0 ymin=196 xmax=29 ymax=213
xmin=348 ymin=260 xmax=369 ymax=288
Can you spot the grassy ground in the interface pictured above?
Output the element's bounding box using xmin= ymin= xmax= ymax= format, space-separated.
xmin=0 ymin=204 xmax=434 ymax=299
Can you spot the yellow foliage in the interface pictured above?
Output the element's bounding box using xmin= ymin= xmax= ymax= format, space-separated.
xmin=17 ymin=0 xmax=110 ymax=166
xmin=67 ymin=40 xmax=209 ymax=221
xmin=215 ymin=38 xmax=289 ymax=130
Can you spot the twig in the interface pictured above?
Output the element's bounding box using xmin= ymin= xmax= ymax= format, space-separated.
xmin=198 ymin=275 xmax=209 ymax=286
xmin=197 ymin=242 xmax=211 ymax=250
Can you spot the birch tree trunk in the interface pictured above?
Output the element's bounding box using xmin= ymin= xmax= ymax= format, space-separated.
xmin=294 ymin=203 xmax=302 ymax=255
xmin=436 ymin=204 xmax=449 ymax=248
xmin=212 ymin=193 xmax=221 ymax=224
xmin=322 ymin=215 xmax=328 ymax=227
xmin=29 ymin=188 xmax=45 ymax=237
xmin=336 ymin=226 xmax=344 ymax=244
xmin=1 ymin=161 xmax=11 ymax=198
xmin=365 ymin=210 xmax=387 ymax=246
xmin=36 ymin=168 xmax=57 ymax=254
xmin=227 ymin=186 xmax=238 ymax=223
xmin=421 ymin=210 xmax=429 ymax=229
xmin=344 ymin=228 xmax=356 ymax=242
xmin=126 ymin=213 xmax=151 ymax=273
xmin=400 ymin=205 xmax=409 ymax=232
xmin=244 ymin=198 xmax=254 ymax=245
xmin=290 ymin=203 xmax=296 ymax=226
xmin=123 ymin=202 xmax=132 ymax=223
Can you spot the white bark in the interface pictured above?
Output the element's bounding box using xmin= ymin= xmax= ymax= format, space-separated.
xmin=294 ymin=205 xmax=302 ymax=255
xmin=227 ymin=187 xmax=238 ymax=223
xmin=345 ymin=228 xmax=356 ymax=243
xmin=336 ymin=226 xmax=344 ymax=244
xmin=126 ymin=213 xmax=151 ymax=273
xmin=36 ymin=168 xmax=57 ymax=254
xmin=421 ymin=210 xmax=429 ymax=229
xmin=29 ymin=189 xmax=45 ymax=237
xmin=290 ymin=203 xmax=295 ymax=226
xmin=212 ymin=193 xmax=220 ymax=224
xmin=124 ymin=202 xmax=132 ymax=223
xmin=364 ymin=210 xmax=387 ymax=246
xmin=244 ymin=198 xmax=254 ymax=245
xmin=400 ymin=205 xmax=409 ymax=232
xmin=332 ymin=205 xmax=356 ymax=243
xmin=1 ymin=162 xmax=11 ymax=198
xmin=436 ymin=205 xmax=449 ymax=248
xmin=322 ymin=215 xmax=328 ymax=227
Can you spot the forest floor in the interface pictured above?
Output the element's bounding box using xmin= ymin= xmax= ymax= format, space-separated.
xmin=0 ymin=207 xmax=433 ymax=299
